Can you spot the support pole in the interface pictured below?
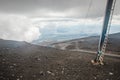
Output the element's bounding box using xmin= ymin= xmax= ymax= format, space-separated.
xmin=92 ymin=0 xmax=114 ymax=65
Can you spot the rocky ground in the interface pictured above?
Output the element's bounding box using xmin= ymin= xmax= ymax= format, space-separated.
xmin=0 ymin=39 xmax=120 ymax=80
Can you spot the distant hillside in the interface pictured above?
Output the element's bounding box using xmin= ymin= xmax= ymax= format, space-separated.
xmin=0 ymin=39 xmax=30 ymax=48
xmin=51 ymin=33 xmax=120 ymax=55
xmin=0 ymin=39 xmax=61 ymax=55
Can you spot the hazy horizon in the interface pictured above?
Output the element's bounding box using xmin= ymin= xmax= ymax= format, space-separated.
xmin=0 ymin=0 xmax=120 ymax=42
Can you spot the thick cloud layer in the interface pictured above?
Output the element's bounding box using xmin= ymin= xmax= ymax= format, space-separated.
xmin=32 ymin=15 xmax=120 ymax=41
xmin=0 ymin=0 xmax=119 ymax=18
xmin=0 ymin=14 xmax=40 ymax=42
xmin=0 ymin=0 xmax=120 ymax=42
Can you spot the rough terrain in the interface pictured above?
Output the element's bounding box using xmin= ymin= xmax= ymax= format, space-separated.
xmin=0 ymin=39 xmax=120 ymax=80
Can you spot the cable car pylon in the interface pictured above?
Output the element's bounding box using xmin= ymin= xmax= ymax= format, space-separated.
xmin=91 ymin=0 xmax=116 ymax=65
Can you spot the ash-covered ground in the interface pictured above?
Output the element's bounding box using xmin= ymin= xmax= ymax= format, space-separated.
xmin=0 ymin=39 xmax=120 ymax=80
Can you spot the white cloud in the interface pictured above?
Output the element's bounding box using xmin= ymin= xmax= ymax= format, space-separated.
xmin=31 ymin=16 xmax=120 ymax=41
xmin=31 ymin=18 xmax=103 ymax=41
xmin=0 ymin=13 xmax=119 ymax=42
xmin=0 ymin=14 xmax=41 ymax=42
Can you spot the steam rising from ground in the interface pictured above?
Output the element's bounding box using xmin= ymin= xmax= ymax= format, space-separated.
xmin=0 ymin=14 xmax=40 ymax=42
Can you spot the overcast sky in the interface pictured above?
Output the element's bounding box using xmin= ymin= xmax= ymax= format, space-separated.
xmin=0 ymin=0 xmax=120 ymax=42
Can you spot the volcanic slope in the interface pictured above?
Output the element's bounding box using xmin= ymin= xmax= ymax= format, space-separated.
xmin=0 ymin=39 xmax=120 ymax=80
